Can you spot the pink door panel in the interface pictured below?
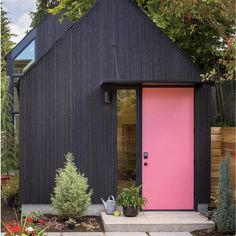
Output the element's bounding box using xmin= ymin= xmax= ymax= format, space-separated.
xmin=142 ymin=88 xmax=194 ymax=210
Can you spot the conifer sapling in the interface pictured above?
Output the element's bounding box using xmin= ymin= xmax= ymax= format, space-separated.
xmin=51 ymin=152 xmax=93 ymax=218
xmin=213 ymin=152 xmax=235 ymax=233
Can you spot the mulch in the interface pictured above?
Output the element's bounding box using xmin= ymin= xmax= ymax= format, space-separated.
xmin=2 ymin=206 xmax=235 ymax=235
xmin=44 ymin=214 xmax=104 ymax=232
xmin=191 ymin=229 xmax=235 ymax=236
xmin=1 ymin=206 xmax=104 ymax=232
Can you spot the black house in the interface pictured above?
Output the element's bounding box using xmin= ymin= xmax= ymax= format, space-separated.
xmin=6 ymin=0 xmax=212 ymax=214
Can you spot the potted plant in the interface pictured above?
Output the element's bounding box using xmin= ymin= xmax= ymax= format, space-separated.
xmin=117 ymin=184 xmax=147 ymax=217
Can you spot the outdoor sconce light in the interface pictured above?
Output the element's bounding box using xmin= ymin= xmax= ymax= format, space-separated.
xmin=104 ymin=91 xmax=111 ymax=103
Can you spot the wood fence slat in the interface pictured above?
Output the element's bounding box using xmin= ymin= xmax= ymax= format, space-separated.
xmin=211 ymin=81 xmax=235 ymax=123
xmin=211 ymin=127 xmax=236 ymax=207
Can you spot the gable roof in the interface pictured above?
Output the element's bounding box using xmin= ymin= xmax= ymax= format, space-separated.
xmin=20 ymin=0 xmax=203 ymax=83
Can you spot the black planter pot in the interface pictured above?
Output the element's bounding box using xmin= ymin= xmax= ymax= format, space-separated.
xmin=123 ymin=206 xmax=139 ymax=217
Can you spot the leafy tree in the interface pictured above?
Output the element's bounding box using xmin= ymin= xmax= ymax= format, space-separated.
xmin=30 ymin=0 xmax=58 ymax=27
xmin=1 ymin=6 xmax=18 ymax=175
xmin=48 ymin=0 xmax=235 ymax=81
xmin=143 ymin=0 xmax=235 ymax=81
xmin=30 ymin=0 xmax=49 ymax=27
xmin=51 ymin=152 xmax=93 ymax=218
xmin=213 ymin=152 xmax=235 ymax=234
xmin=48 ymin=0 xmax=95 ymax=22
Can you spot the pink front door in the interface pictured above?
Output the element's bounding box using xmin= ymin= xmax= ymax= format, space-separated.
xmin=142 ymin=88 xmax=194 ymax=210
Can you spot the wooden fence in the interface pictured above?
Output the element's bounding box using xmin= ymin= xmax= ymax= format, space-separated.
xmin=211 ymin=80 xmax=235 ymax=124
xmin=211 ymin=127 xmax=236 ymax=206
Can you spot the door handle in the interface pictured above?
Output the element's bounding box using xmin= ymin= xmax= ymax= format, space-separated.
xmin=144 ymin=162 xmax=148 ymax=166
xmin=144 ymin=152 xmax=148 ymax=159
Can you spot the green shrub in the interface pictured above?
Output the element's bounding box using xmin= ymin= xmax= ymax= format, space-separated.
xmin=1 ymin=75 xmax=19 ymax=175
xmin=213 ymin=152 xmax=235 ymax=234
xmin=51 ymin=152 xmax=93 ymax=218
xmin=2 ymin=175 xmax=19 ymax=200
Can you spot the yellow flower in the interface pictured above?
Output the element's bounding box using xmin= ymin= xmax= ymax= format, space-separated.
xmin=113 ymin=211 xmax=121 ymax=216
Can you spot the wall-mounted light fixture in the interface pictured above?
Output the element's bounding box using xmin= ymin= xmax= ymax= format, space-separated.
xmin=104 ymin=91 xmax=111 ymax=103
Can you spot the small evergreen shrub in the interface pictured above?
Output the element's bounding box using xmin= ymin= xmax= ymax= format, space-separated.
xmin=51 ymin=152 xmax=93 ymax=218
xmin=213 ymin=152 xmax=235 ymax=234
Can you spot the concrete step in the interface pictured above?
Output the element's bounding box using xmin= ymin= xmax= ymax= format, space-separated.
xmin=101 ymin=211 xmax=214 ymax=232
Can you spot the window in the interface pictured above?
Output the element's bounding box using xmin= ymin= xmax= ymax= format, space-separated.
xmin=13 ymin=40 xmax=35 ymax=75
xmin=13 ymin=85 xmax=19 ymax=113
xmin=14 ymin=114 xmax=19 ymax=139
xmin=117 ymin=90 xmax=137 ymax=193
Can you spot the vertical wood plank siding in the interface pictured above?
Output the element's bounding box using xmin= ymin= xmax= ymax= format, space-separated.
xmin=35 ymin=14 xmax=74 ymax=60
xmin=19 ymin=0 xmax=210 ymax=204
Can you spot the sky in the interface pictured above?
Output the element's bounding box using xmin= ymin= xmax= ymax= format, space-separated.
xmin=3 ymin=0 xmax=37 ymax=44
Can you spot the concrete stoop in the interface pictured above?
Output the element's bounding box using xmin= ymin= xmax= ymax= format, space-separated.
xmin=101 ymin=211 xmax=214 ymax=232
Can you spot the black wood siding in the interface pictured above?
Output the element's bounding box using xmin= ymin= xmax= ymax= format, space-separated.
xmin=35 ymin=14 xmax=74 ymax=60
xmin=19 ymin=0 xmax=210 ymax=204
xmin=194 ymin=85 xmax=212 ymax=209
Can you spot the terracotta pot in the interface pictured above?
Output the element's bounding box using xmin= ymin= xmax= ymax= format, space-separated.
xmin=123 ymin=206 xmax=139 ymax=217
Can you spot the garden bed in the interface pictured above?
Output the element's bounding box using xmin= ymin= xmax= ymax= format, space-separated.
xmin=1 ymin=206 xmax=104 ymax=232
xmin=44 ymin=215 xmax=104 ymax=232
xmin=192 ymin=229 xmax=234 ymax=236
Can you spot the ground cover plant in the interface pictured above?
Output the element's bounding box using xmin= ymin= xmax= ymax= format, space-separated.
xmin=2 ymin=211 xmax=50 ymax=236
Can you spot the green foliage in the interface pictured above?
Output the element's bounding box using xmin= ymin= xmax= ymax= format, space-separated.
xmin=213 ymin=152 xmax=235 ymax=234
xmin=28 ymin=211 xmax=44 ymax=221
xmin=1 ymin=75 xmax=19 ymax=175
xmin=211 ymin=119 xmax=235 ymax=127
xmin=2 ymin=175 xmax=19 ymax=200
xmin=48 ymin=0 xmax=96 ymax=22
xmin=143 ymin=0 xmax=235 ymax=81
xmin=30 ymin=0 xmax=49 ymax=27
xmin=1 ymin=6 xmax=18 ymax=175
xmin=117 ymin=184 xmax=147 ymax=208
xmin=1 ymin=7 xmax=14 ymax=55
xmin=30 ymin=0 xmax=58 ymax=27
xmin=51 ymin=152 xmax=93 ymax=218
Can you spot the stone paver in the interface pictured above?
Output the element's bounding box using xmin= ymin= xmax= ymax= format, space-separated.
xmin=47 ymin=233 xmax=62 ymax=236
xmin=63 ymin=233 xmax=104 ymax=236
xmin=149 ymin=233 xmax=192 ymax=236
xmin=105 ymin=233 xmax=147 ymax=236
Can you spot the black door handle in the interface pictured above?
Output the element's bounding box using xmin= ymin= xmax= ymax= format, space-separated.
xmin=144 ymin=152 xmax=148 ymax=159
xmin=144 ymin=162 xmax=148 ymax=166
